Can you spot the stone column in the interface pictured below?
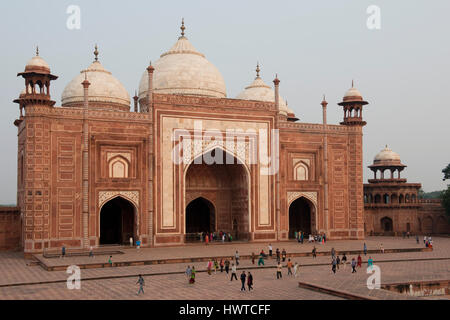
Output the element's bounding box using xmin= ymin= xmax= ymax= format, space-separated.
xmin=321 ymin=97 xmax=329 ymax=234
xmin=81 ymin=75 xmax=90 ymax=249
xmin=147 ymin=63 xmax=155 ymax=113
xmin=273 ymin=75 xmax=281 ymax=239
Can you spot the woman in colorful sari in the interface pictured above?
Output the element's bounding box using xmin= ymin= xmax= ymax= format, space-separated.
xmin=207 ymin=260 xmax=213 ymax=275
xmin=189 ymin=266 xmax=196 ymax=284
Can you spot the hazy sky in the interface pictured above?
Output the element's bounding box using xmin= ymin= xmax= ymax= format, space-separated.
xmin=0 ymin=0 xmax=449 ymax=204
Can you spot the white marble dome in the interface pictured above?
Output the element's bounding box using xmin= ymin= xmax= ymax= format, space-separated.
xmin=138 ymin=35 xmax=226 ymax=100
xmin=344 ymin=86 xmax=362 ymax=98
xmin=236 ymin=70 xmax=289 ymax=116
xmin=25 ymin=55 xmax=50 ymax=73
xmin=61 ymin=60 xmax=130 ymax=110
xmin=374 ymin=146 xmax=401 ymax=162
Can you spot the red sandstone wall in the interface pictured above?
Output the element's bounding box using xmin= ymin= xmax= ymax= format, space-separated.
xmin=0 ymin=207 xmax=21 ymax=250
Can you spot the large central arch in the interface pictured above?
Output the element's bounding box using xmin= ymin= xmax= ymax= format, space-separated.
xmin=184 ymin=147 xmax=250 ymax=241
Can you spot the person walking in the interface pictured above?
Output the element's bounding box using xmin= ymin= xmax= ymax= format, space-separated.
xmin=357 ymin=254 xmax=362 ymax=268
xmin=268 ymin=244 xmax=273 ymax=257
xmin=257 ymin=253 xmax=265 ymax=266
xmin=61 ymin=244 xmax=66 ymax=259
xmin=331 ymin=257 xmax=337 ymax=274
xmin=225 ymin=259 xmax=230 ymax=274
xmin=136 ymin=275 xmax=145 ymax=295
xmin=331 ymin=247 xmax=336 ymax=260
xmin=240 ymin=271 xmax=246 ymax=291
xmin=342 ymin=253 xmax=347 ymax=270
xmin=89 ymin=246 xmax=94 ymax=258
xmin=336 ymin=255 xmax=341 ymax=270
xmin=207 ymin=260 xmax=213 ymax=275
xmin=220 ymin=259 xmax=224 ymax=273
xmin=293 ymin=262 xmax=299 ymax=278
xmin=129 ymin=237 xmax=133 ymax=247
xmin=185 ymin=265 xmax=192 ymax=280
xmin=214 ymin=259 xmax=219 ymax=274
xmin=108 ymin=255 xmax=113 ymax=267
xmin=368 ymin=256 xmax=374 ymax=269
xmin=230 ymin=263 xmax=238 ymax=281
xmin=189 ymin=266 xmax=196 ymax=284
xmin=276 ymin=262 xmax=283 ymax=279
xmin=247 ymin=272 xmax=253 ymax=291
xmin=281 ymin=249 xmax=287 ymax=262
xmin=351 ymin=258 xmax=357 ymax=273
xmin=380 ymin=243 xmax=384 ymax=253
xmin=363 ymin=243 xmax=367 ymax=256
xmin=205 ymin=234 xmax=209 ymax=245
xmin=251 ymin=252 xmax=255 ymax=265
xmin=276 ymin=248 xmax=280 ymax=261
xmin=312 ymin=246 xmax=317 ymax=258
xmin=235 ymin=251 xmax=240 ymax=266
xmin=287 ymin=259 xmax=293 ymax=276
xmin=300 ymin=231 xmax=304 ymax=244
xmin=416 ymin=234 xmax=419 ymax=244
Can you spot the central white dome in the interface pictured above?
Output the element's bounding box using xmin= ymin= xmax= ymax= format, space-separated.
xmin=139 ymin=33 xmax=226 ymax=100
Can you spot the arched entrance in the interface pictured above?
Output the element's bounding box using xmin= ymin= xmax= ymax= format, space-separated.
xmin=289 ymin=197 xmax=312 ymax=238
xmin=100 ymin=197 xmax=136 ymax=245
xmin=185 ymin=148 xmax=250 ymax=241
xmin=186 ymin=197 xmax=215 ymax=233
xmin=380 ymin=217 xmax=393 ymax=232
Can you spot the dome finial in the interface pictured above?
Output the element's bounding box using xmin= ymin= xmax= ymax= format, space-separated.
xmin=180 ymin=17 xmax=186 ymax=38
xmin=94 ymin=44 xmax=99 ymax=62
xmin=36 ymin=45 xmax=39 ymax=56
xmin=352 ymin=79 xmax=354 ymax=88
xmin=255 ymin=62 xmax=260 ymax=79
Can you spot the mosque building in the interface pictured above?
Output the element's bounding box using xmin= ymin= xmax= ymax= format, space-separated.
xmin=3 ymin=20 xmax=444 ymax=255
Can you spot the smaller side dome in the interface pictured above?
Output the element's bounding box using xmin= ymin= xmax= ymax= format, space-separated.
xmin=61 ymin=46 xmax=130 ymax=111
xmin=373 ymin=145 xmax=401 ymax=164
xmin=236 ymin=64 xmax=289 ymax=116
xmin=343 ymin=80 xmax=364 ymax=102
xmin=23 ymin=47 xmax=51 ymax=74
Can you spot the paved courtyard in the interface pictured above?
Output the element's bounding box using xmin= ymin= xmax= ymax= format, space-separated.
xmin=0 ymin=236 xmax=448 ymax=300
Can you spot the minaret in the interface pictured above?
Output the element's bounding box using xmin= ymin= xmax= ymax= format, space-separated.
xmin=273 ymin=74 xmax=280 ymax=111
xmin=14 ymin=47 xmax=58 ymax=117
xmin=338 ymin=80 xmax=368 ymax=126
xmin=146 ymin=61 xmax=154 ymax=113
xmin=133 ymin=90 xmax=139 ymax=113
xmin=81 ymin=71 xmax=90 ymax=249
xmin=321 ymin=95 xmax=329 ymax=234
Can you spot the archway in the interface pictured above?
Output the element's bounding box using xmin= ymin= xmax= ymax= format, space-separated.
xmin=380 ymin=217 xmax=393 ymax=232
xmin=185 ymin=148 xmax=249 ymax=241
xmin=288 ymin=197 xmax=312 ymax=238
xmin=186 ymin=197 xmax=215 ymax=234
xmin=100 ymin=197 xmax=136 ymax=245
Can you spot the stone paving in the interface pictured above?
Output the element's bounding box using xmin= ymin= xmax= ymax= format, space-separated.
xmin=0 ymin=236 xmax=448 ymax=300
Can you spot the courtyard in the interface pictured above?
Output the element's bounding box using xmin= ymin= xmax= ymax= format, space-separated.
xmin=0 ymin=236 xmax=448 ymax=300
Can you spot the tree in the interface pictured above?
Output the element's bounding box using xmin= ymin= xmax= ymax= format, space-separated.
xmin=443 ymin=163 xmax=450 ymax=181
xmin=442 ymin=164 xmax=450 ymax=220
xmin=442 ymin=187 xmax=450 ymax=221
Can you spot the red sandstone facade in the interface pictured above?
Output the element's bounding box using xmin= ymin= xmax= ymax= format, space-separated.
xmin=11 ymin=50 xmax=370 ymax=255
xmin=363 ymin=147 xmax=450 ymax=235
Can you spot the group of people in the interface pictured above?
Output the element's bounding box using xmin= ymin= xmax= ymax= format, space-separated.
xmin=202 ymin=231 xmax=233 ymax=244
xmin=329 ymin=244 xmax=374 ymax=274
xmin=424 ymin=236 xmax=433 ymax=248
